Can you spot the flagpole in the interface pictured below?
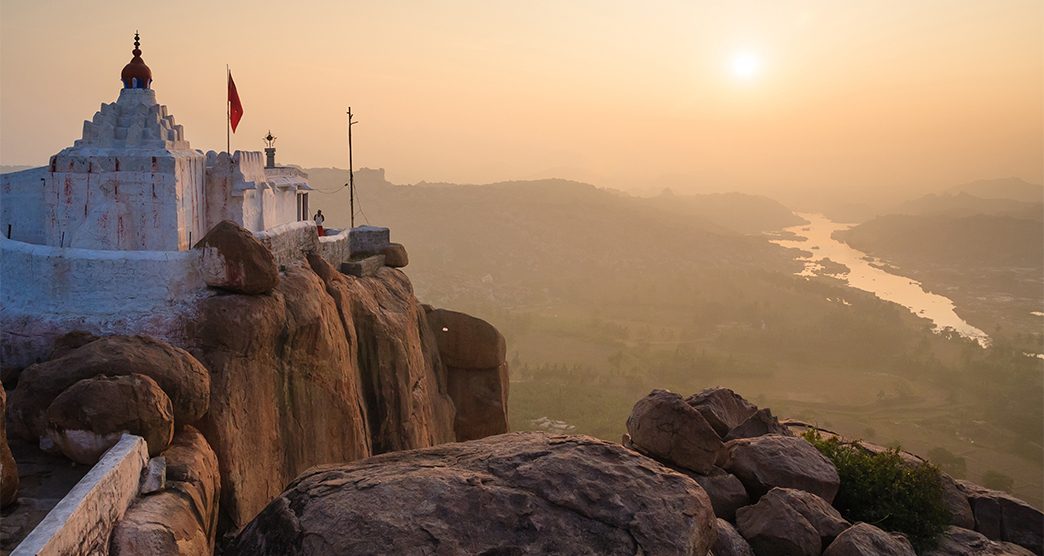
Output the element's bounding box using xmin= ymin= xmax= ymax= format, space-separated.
xmin=226 ymin=65 xmax=231 ymax=155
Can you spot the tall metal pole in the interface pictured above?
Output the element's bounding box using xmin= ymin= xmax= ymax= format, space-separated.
xmin=226 ymin=66 xmax=231 ymax=155
xmin=347 ymin=107 xmax=358 ymax=229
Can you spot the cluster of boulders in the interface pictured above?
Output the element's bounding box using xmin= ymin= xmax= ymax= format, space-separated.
xmin=4 ymin=334 xmax=221 ymax=551
xmin=623 ymin=388 xmax=1042 ymax=556
xmin=8 ymin=335 xmax=210 ymax=465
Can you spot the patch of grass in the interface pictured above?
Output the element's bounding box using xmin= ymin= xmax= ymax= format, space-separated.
xmin=803 ymin=430 xmax=950 ymax=551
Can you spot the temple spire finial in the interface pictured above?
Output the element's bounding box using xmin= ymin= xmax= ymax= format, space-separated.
xmin=121 ymin=31 xmax=152 ymax=89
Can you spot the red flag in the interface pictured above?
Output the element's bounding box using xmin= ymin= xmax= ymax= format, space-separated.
xmin=228 ymin=71 xmax=244 ymax=133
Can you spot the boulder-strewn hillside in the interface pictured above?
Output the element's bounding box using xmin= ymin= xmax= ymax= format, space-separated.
xmin=232 ymin=387 xmax=1043 ymax=555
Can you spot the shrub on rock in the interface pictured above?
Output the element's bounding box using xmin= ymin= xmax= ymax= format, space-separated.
xmin=803 ymin=429 xmax=950 ymax=552
xmin=45 ymin=374 xmax=174 ymax=464
xmin=626 ymin=389 xmax=723 ymax=474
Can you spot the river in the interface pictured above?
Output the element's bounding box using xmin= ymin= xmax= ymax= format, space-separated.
xmin=770 ymin=213 xmax=991 ymax=348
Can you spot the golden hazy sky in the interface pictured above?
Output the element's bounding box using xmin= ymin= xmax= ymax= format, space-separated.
xmin=1 ymin=1 xmax=1041 ymax=194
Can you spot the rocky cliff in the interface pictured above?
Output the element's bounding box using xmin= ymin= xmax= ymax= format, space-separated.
xmin=3 ymin=222 xmax=510 ymax=549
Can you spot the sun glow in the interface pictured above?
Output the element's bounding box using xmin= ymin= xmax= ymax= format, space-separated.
xmin=730 ymin=52 xmax=761 ymax=80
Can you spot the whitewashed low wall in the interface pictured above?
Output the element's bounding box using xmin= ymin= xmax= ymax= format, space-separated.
xmin=255 ymin=220 xmax=319 ymax=267
xmin=13 ymin=435 xmax=148 ymax=556
xmin=254 ymin=221 xmax=351 ymax=268
xmin=319 ymin=228 xmax=351 ymax=266
xmin=0 ymin=238 xmax=206 ymax=367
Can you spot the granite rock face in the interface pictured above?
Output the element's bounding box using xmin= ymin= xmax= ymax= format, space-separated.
xmin=425 ymin=308 xmax=509 ymax=441
xmin=736 ymin=487 xmax=821 ymax=556
xmin=229 ymin=433 xmax=717 ymax=556
xmin=683 ymin=466 xmax=749 ymax=521
xmin=724 ymin=408 xmax=793 ymax=441
xmin=957 ymin=480 xmax=1043 ymax=554
xmin=194 ymin=220 xmax=280 ymax=295
xmin=925 ymin=526 xmax=1035 ymax=556
xmin=45 ymin=373 xmax=174 ymax=463
xmin=759 ymin=487 xmax=850 ymax=544
xmin=8 ymin=335 xmax=210 ymax=441
xmin=822 ymin=523 xmax=916 ymax=556
xmin=720 ymin=435 xmax=840 ymax=502
xmin=712 ymin=518 xmax=754 ymax=556
xmin=0 ymin=384 xmax=17 ymax=508
xmin=686 ymin=387 xmax=759 ymax=438
xmin=191 ymin=256 xmax=457 ymax=529
xmin=626 ymin=389 xmax=723 ymax=474
xmin=110 ymin=426 xmax=221 ymax=555
xmin=382 ymin=243 xmax=409 ymax=268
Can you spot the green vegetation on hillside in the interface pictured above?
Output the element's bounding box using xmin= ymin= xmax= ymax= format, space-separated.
xmin=803 ymin=430 xmax=950 ymax=551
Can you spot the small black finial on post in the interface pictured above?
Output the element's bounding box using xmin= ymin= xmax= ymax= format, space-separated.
xmin=264 ymin=130 xmax=277 ymax=168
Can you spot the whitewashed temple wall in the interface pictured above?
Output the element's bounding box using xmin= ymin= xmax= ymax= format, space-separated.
xmin=42 ymin=150 xmax=206 ymax=251
xmin=204 ymin=151 xmax=302 ymax=235
xmin=0 ymin=166 xmax=48 ymax=244
xmin=0 ymin=237 xmax=206 ymax=367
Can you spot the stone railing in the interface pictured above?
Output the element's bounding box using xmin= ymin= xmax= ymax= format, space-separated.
xmin=12 ymin=435 xmax=148 ymax=556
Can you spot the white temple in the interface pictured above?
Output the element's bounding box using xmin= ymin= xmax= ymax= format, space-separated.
xmin=0 ymin=33 xmax=346 ymax=368
xmin=0 ymin=33 xmax=312 ymax=251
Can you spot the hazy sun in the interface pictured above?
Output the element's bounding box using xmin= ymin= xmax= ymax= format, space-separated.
xmin=730 ymin=52 xmax=761 ymax=80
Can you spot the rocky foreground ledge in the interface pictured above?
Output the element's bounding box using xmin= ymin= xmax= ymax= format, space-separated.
xmin=232 ymin=387 xmax=1042 ymax=556
xmin=229 ymin=432 xmax=717 ymax=555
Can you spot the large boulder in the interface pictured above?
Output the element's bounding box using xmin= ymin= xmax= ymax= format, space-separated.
xmin=9 ymin=335 xmax=210 ymax=441
xmin=713 ymin=518 xmax=754 ymax=556
xmin=720 ymin=435 xmax=840 ymax=502
xmin=823 ymin=523 xmax=915 ymax=556
xmin=382 ymin=243 xmax=409 ymax=268
xmin=686 ymin=467 xmax=749 ymax=521
xmin=760 ymin=487 xmax=850 ymax=544
xmin=425 ymin=308 xmax=509 ymax=441
xmin=195 ymin=220 xmax=279 ymax=295
xmin=940 ymin=474 xmax=975 ymax=529
xmin=426 ymin=309 xmax=506 ymax=370
xmin=110 ymin=427 xmax=221 ymax=555
xmin=686 ymin=387 xmax=758 ymax=438
xmin=626 ymin=389 xmax=723 ymax=474
xmin=45 ymin=374 xmax=174 ymax=464
xmin=229 ymin=433 xmax=717 ymax=555
xmin=957 ymin=480 xmax=1043 ymax=554
xmin=736 ymin=488 xmax=821 ymax=556
xmin=0 ymin=383 xmax=17 ymax=508
xmin=724 ymin=408 xmax=793 ymax=441
xmin=924 ymin=526 xmax=1035 ymax=556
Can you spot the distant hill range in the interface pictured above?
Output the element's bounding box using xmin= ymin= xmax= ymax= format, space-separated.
xmin=306 ymin=168 xmax=803 ymax=306
xmin=839 ymin=213 xmax=1043 ymax=268
xmin=945 ymin=177 xmax=1044 ymax=203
